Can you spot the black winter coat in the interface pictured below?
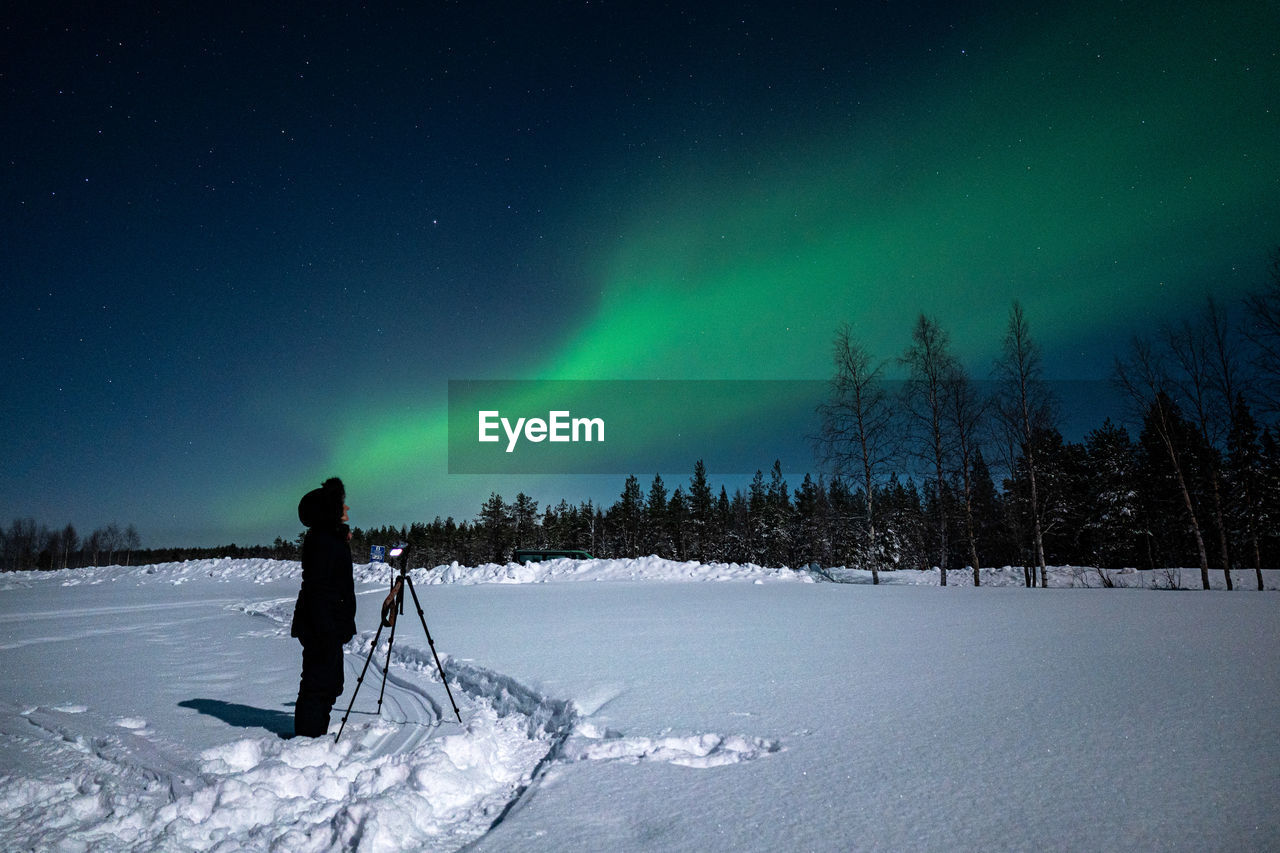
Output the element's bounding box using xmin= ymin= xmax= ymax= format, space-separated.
xmin=291 ymin=491 xmax=357 ymax=646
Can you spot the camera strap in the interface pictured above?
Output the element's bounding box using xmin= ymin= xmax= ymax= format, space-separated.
xmin=380 ymin=578 xmax=403 ymax=628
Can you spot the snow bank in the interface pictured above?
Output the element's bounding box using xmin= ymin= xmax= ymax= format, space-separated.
xmin=0 ymin=557 xmax=302 ymax=590
xmin=365 ymin=555 xmax=816 ymax=587
xmin=1 ymin=555 xmax=815 ymax=590
xmin=6 ymin=557 xmax=1274 ymax=592
xmin=830 ymin=564 xmax=1280 ymax=590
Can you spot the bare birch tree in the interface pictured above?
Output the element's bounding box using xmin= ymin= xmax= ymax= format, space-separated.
xmin=944 ymin=362 xmax=987 ymax=586
xmin=1164 ymin=303 xmax=1233 ymax=588
xmin=993 ymin=302 xmax=1056 ymax=588
xmin=816 ymin=323 xmax=896 ymax=583
xmin=1243 ymin=250 xmax=1280 ymax=416
xmin=1114 ymin=338 xmax=1212 ymax=589
xmin=901 ymin=315 xmax=955 ymax=585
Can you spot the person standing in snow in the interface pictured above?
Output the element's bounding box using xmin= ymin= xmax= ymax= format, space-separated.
xmin=290 ymin=477 xmax=357 ymax=737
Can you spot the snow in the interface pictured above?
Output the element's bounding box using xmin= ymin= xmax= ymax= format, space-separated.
xmin=1 ymin=558 xmax=1277 ymax=851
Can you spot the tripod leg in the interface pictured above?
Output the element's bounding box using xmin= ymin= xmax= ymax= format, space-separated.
xmin=335 ymin=620 xmax=386 ymax=743
xmin=375 ymin=609 xmax=399 ymax=712
xmin=404 ymin=576 xmax=463 ymax=723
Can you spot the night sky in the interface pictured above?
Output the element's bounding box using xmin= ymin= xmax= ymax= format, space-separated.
xmin=4 ymin=1 xmax=1278 ymax=547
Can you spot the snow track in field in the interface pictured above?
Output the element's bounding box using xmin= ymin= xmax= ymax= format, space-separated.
xmin=0 ymin=597 xmax=780 ymax=853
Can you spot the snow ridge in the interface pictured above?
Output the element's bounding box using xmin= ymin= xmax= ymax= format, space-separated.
xmin=359 ymin=555 xmax=817 ymax=586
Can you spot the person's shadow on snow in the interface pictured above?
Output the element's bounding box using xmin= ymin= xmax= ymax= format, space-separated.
xmin=178 ymin=699 xmax=294 ymax=737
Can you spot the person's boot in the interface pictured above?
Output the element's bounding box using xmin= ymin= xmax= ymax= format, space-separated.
xmin=294 ymin=697 xmax=331 ymax=737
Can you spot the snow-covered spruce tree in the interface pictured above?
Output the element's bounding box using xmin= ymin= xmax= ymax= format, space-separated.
xmin=968 ymin=450 xmax=1008 ymax=568
xmin=1259 ymin=430 xmax=1280 ymax=571
xmin=763 ymin=461 xmax=794 ymax=568
xmin=687 ymin=460 xmax=715 ymax=562
xmin=1037 ymin=430 xmax=1091 ymax=568
xmin=746 ymin=470 xmax=768 ymax=565
xmin=478 ymin=492 xmax=514 ymax=563
xmin=714 ymin=486 xmax=734 ymax=563
xmin=724 ymin=486 xmax=749 ymax=563
xmin=876 ymin=475 xmax=929 ymax=572
xmin=666 ymin=487 xmax=689 ymax=561
xmin=542 ymin=499 xmax=573 ymax=549
xmin=642 ymin=474 xmax=673 ymax=558
xmin=793 ymin=473 xmax=833 ymax=569
xmin=511 ymin=493 xmax=540 ymax=550
xmin=1083 ymin=420 xmax=1139 ymax=570
xmin=825 ymin=477 xmax=860 ymax=569
xmin=1225 ymin=396 xmax=1266 ymax=589
xmin=615 ymin=475 xmax=644 ymax=558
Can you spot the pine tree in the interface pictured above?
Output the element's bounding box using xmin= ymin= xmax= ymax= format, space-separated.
xmin=715 ymin=487 xmax=732 ymax=561
xmin=793 ymin=473 xmax=832 ymax=568
xmin=1225 ymin=397 xmax=1266 ymax=589
xmin=688 ymin=460 xmax=715 ymax=561
xmin=878 ymin=476 xmax=928 ymax=572
xmin=763 ymin=461 xmax=793 ymax=567
xmin=1259 ymin=430 xmax=1280 ymax=570
xmin=667 ymin=487 xmax=689 ymax=560
xmin=968 ymin=450 xmax=1006 ymax=568
xmin=826 ymin=477 xmax=858 ymax=568
xmin=746 ymin=471 xmax=768 ymax=564
xmin=511 ymin=493 xmax=540 ymax=549
xmin=1083 ymin=420 xmax=1138 ymax=569
xmin=478 ymin=493 xmax=513 ymax=563
xmin=644 ymin=474 xmax=672 ymax=557
xmin=616 ymin=475 xmax=644 ymax=557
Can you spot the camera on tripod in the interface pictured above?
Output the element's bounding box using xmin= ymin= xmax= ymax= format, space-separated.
xmin=335 ymin=542 xmax=462 ymax=741
xmin=379 ymin=543 xmax=409 ymax=627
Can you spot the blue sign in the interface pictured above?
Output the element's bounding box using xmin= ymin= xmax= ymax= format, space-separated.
xmin=370 ymin=545 xmax=386 ymax=563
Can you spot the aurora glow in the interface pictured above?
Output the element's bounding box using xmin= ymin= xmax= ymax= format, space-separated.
xmin=4 ymin=1 xmax=1277 ymax=545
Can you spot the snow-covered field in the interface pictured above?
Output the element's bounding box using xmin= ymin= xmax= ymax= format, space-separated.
xmin=0 ymin=558 xmax=1276 ymax=852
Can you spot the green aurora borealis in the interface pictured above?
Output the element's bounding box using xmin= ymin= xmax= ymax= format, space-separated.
xmin=257 ymin=1 xmax=1280 ymax=538
xmin=5 ymin=1 xmax=1277 ymax=544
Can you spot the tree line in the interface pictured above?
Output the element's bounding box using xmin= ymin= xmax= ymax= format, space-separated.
xmin=8 ymin=255 xmax=1278 ymax=587
xmin=355 ymin=252 xmax=1280 ymax=590
xmin=0 ymin=518 xmax=310 ymax=571
xmin=1 ymin=520 xmax=143 ymax=572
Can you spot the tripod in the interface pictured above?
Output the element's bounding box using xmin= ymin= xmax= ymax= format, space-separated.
xmin=335 ymin=550 xmax=462 ymax=743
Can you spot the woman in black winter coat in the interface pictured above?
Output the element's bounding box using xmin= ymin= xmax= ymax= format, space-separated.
xmin=291 ymin=477 xmax=357 ymax=737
